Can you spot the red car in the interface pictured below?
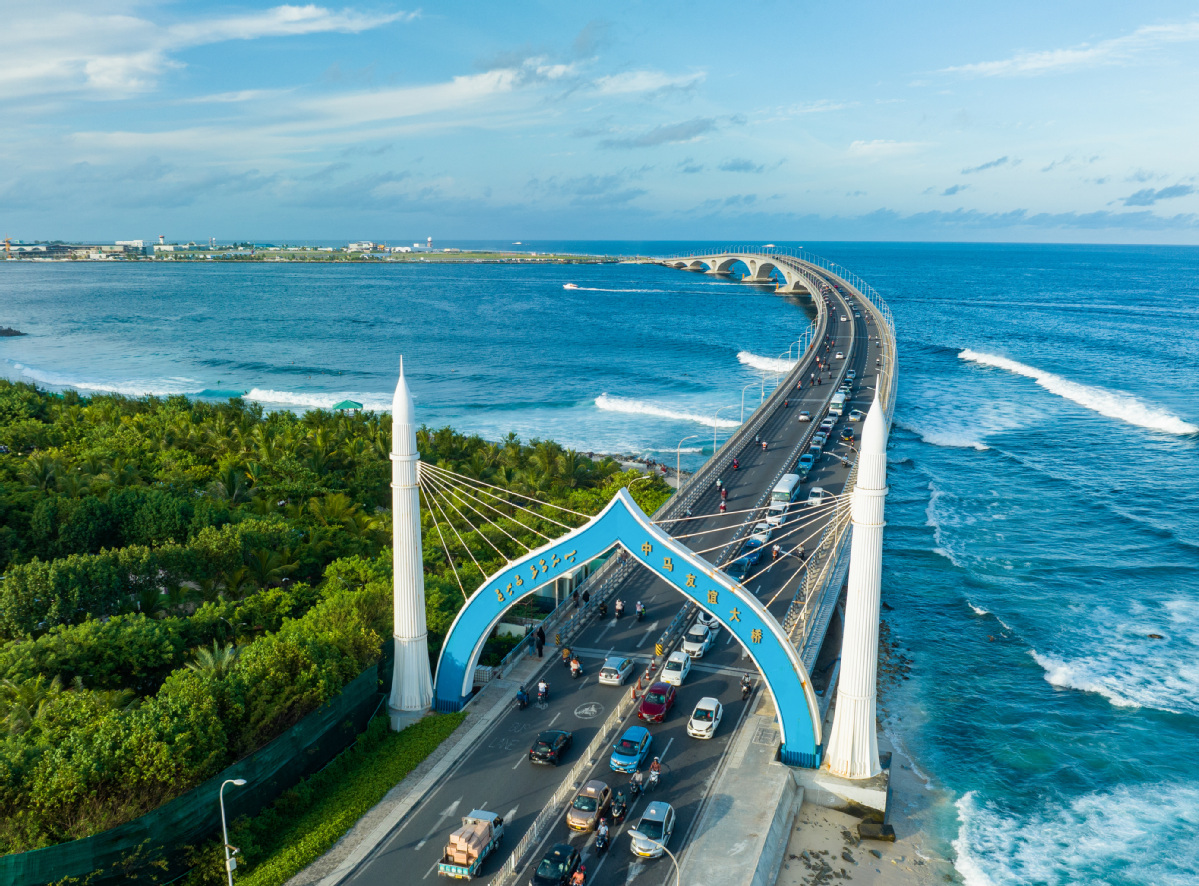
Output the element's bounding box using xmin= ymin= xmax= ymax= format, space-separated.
xmin=638 ymin=682 xmax=676 ymax=723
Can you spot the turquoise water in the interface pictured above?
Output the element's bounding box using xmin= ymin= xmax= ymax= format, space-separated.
xmin=2 ymin=243 xmax=1198 ymax=884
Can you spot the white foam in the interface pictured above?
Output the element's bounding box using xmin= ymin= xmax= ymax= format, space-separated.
xmin=594 ymin=393 xmax=741 ymax=428
xmin=737 ymin=351 xmax=796 ymax=373
xmin=959 ymin=349 xmax=1199 ymax=435
xmin=245 ymin=388 xmax=393 ymax=412
xmin=897 ymin=419 xmax=990 ymax=450
xmin=953 ymin=785 xmax=1199 ymax=886
xmin=968 ymin=602 xmax=989 ymax=616
xmin=641 ymin=446 xmax=704 ymax=454
xmin=564 ymin=286 xmax=666 ymax=293
xmin=1030 ymin=643 xmax=1199 ymax=714
xmin=11 ymin=362 xmax=202 ymax=397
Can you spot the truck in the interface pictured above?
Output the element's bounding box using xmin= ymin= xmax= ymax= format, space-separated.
xmin=438 ymin=810 xmax=505 ymax=879
xmin=828 ymin=392 xmax=847 ymax=417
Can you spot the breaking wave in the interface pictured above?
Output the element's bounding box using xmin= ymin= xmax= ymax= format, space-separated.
xmin=245 ymin=389 xmax=393 ymax=412
xmin=9 ymin=362 xmax=202 ymax=397
xmin=737 ymin=351 xmax=796 ymax=373
xmin=594 ymin=393 xmax=740 ymax=428
xmin=959 ymin=350 xmax=1198 ymax=435
xmin=896 ymin=419 xmax=989 ymax=451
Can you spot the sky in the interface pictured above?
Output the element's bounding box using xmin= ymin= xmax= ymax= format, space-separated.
xmin=3 ymin=1 xmax=1199 ymax=243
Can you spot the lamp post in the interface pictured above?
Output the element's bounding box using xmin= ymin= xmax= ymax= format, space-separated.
xmin=627 ymin=831 xmax=681 ymax=886
xmin=712 ymin=405 xmax=737 ymax=455
xmin=676 ymin=435 xmax=700 ymax=488
xmin=740 ymin=380 xmax=763 ymax=422
xmin=220 ymin=778 xmax=247 ymax=886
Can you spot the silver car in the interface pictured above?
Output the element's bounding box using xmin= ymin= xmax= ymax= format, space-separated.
xmin=598 ymin=656 xmax=635 ymax=686
xmin=630 ymin=802 xmax=676 ymax=857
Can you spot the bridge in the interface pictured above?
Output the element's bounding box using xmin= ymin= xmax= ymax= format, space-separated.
xmin=336 ymin=250 xmax=898 ymax=886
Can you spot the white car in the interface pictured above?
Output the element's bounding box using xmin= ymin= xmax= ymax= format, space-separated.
xmin=835 ymin=351 xmax=844 ymax=359
xmin=687 ymin=697 xmax=723 ymax=739
xmin=598 ymin=656 xmax=635 ymax=686
xmin=840 ymin=315 xmax=847 ymax=322
xmin=696 ymin=610 xmax=719 ymax=631
xmin=765 ymin=505 xmax=788 ymax=528
xmin=811 ymin=432 xmax=828 ymax=448
xmin=682 ymin=624 xmax=715 ymax=658
xmin=661 ymin=650 xmax=691 ymax=686
xmin=849 ymin=409 xmax=866 ymax=423
xmin=750 ymin=521 xmax=773 ymax=545
xmin=807 ymin=487 xmax=831 ymax=507
xmin=797 ymin=410 xmax=811 ymax=422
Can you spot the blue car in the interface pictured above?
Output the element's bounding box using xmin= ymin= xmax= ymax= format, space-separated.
xmin=609 ymin=726 xmax=652 ymax=773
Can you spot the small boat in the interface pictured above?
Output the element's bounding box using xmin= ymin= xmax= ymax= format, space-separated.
xmin=563 ymin=283 xmax=579 ymax=290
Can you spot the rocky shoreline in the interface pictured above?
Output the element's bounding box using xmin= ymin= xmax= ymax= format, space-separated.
xmin=0 ymin=327 xmax=26 ymax=337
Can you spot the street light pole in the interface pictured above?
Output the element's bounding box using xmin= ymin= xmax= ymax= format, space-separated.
xmin=220 ymin=778 xmax=247 ymax=886
xmin=676 ymin=435 xmax=700 ymax=488
xmin=712 ymin=405 xmax=737 ymax=456
xmin=740 ymin=380 xmax=760 ymax=422
xmin=627 ymin=831 xmax=682 ymax=886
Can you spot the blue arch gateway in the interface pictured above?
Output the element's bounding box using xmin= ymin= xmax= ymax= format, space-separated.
xmin=433 ymin=489 xmax=824 ymax=767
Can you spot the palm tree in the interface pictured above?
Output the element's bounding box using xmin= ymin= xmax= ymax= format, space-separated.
xmin=222 ymin=565 xmax=257 ymax=600
xmin=185 ymin=641 xmax=240 ymax=676
xmin=558 ymin=450 xmax=593 ymax=488
xmin=207 ymin=464 xmax=250 ymax=503
xmin=1 ymin=674 xmax=62 ymax=735
xmin=245 ymin=547 xmax=297 ymax=587
xmin=20 ymin=454 xmax=60 ymax=493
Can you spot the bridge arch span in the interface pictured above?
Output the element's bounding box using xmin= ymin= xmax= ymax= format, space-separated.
xmin=433 ymin=488 xmax=824 ymax=766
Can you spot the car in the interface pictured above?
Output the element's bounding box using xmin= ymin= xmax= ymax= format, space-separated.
xmin=610 ymin=725 xmax=652 ymax=772
xmin=598 ymin=656 xmax=635 ymax=686
xmin=725 ymin=557 xmax=752 ymax=581
xmin=531 ymin=843 xmax=581 ymax=886
xmin=839 ymin=427 xmax=855 ymax=443
xmin=807 ymin=487 xmax=831 ymax=507
xmin=529 ymin=729 xmax=574 ymax=765
xmin=739 ymin=543 xmax=763 ymax=564
xmin=808 ymin=443 xmax=823 ymax=460
xmin=687 ymin=697 xmax=723 ymax=739
xmin=819 ymin=418 xmax=836 ymax=435
xmin=846 ymin=370 xmax=856 ymax=381
xmin=566 ymin=779 xmax=611 ymax=831
xmin=696 ymin=610 xmax=719 ymax=631
xmin=682 ymin=624 xmax=715 ymax=658
xmin=630 ymin=802 xmax=676 ymax=858
xmin=661 ymin=650 xmax=691 ymax=686
xmin=811 ymin=432 xmax=828 ymax=448
xmin=835 ymin=351 xmax=844 ymax=359
xmin=766 ymin=506 xmax=788 ymax=528
xmin=797 ymin=410 xmax=812 ymax=422
xmin=797 ymin=453 xmax=816 ymax=476
xmin=848 ymin=409 xmax=866 ymax=422
xmin=839 ymin=316 xmax=847 ymax=322
xmin=638 ymin=682 xmax=677 ymax=723
xmin=750 ymin=521 xmax=773 ymax=545
xmin=854 ymin=312 xmax=861 ymax=318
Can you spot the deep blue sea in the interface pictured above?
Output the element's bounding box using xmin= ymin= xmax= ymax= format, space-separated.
xmin=3 ymin=242 xmax=1198 ymax=885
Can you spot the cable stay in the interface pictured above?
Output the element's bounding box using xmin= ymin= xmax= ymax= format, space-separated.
xmin=420 ymin=462 xmax=589 ymax=522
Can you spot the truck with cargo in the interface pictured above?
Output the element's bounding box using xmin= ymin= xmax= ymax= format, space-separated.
xmin=437 ymin=810 xmax=505 ymax=879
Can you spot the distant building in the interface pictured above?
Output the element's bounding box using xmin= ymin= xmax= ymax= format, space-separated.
xmin=116 ymin=239 xmax=145 ymax=249
xmin=348 ymin=241 xmax=376 ymax=251
xmin=390 ymin=246 xmax=412 ymax=253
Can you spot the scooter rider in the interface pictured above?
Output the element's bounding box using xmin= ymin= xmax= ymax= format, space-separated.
xmin=615 ymin=599 xmax=625 ymax=617
xmin=538 ymin=679 xmax=549 ymax=701
xmin=630 ymin=769 xmax=645 ymax=794
xmin=570 ymin=655 xmax=583 ymax=678
xmin=740 ymin=674 xmax=752 ymax=699
xmin=635 ymin=601 xmax=645 ymax=619
xmin=571 ymin=865 xmax=586 ymax=885
xmin=516 ymin=685 xmax=529 ymax=709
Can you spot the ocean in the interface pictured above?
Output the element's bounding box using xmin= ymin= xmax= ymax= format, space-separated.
xmin=2 ymin=242 xmax=1198 ymax=884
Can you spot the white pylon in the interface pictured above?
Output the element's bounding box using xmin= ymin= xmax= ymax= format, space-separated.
xmin=388 ymin=358 xmax=433 ymax=729
xmin=825 ymin=396 xmax=889 ymax=779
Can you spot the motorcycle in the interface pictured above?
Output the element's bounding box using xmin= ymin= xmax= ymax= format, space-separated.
xmin=516 ymin=689 xmax=529 ymax=711
xmin=610 ymin=793 xmax=628 ymax=825
xmin=595 ymin=829 xmax=609 ymax=855
xmin=635 ymin=606 xmax=645 ymax=622
xmin=646 ymin=769 xmax=661 ymax=792
xmin=628 ymin=776 xmax=644 ymax=797
xmin=741 ymin=679 xmax=752 ymax=701
xmin=614 ymin=600 xmax=625 ymax=618
xmin=733 ymin=458 xmax=739 ymax=470
xmin=570 ymin=661 xmax=584 ymax=679
xmin=598 ymin=601 xmax=608 ymax=618
xmin=538 ymin=684 xmax=550 ymax=704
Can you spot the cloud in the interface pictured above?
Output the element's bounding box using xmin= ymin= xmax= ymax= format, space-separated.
xmin=678 ymin=158 xmax=704 ymax=174
xmin=592 ymin=70 xmax=705 ymax=95
xmin=848 ymin=139 xmax=927 ymax=158
xmin=941 ymin=20 xmax=1199 ymax=77
xmin=961 ymin=156 xmax=1009 ymax=174
xmin=941 ymin=184 xmax=969 ymax=196
xmin=599 ymin=117 xmax=717 ymax=149
xmin=526 ymin=169 xmax=649 ymax=206
xmin=718 ymin=158 xmax=765 ymax=174
xmin=0 ymin=4 xmax=415 ymax=99
xmin=1122 ymin=185 xmax=1195 ymax=206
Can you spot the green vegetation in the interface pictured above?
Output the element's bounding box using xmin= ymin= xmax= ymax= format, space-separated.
xmin=0 ymin=379 xmax=672 ymax=855
xmin=185 ymin=713 xmax=466 ymax=886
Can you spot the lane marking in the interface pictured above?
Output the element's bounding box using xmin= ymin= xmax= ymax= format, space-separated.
xmin=414 ymin=797 xmax=462 ymax=851
xmin=637 ymin=621 xmax=660 ymax=648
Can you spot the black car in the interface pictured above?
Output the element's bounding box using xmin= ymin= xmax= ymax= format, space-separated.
xmin=530 ymin=843 xmax=581 ymax=886
xmin=839 ymin=427 xmax=855 ymax=442
xmin=529 ymin=729 xmax=573 ymax=765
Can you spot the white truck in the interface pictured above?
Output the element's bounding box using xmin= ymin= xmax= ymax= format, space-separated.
xmin=828 ymin=392 xmax=847 ymax=417
xmin=438 ymin=810 xmax=505 ymax=879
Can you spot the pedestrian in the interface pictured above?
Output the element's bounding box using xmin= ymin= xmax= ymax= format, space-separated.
xmin=572 ymin=589 xmax=580 ymax=608
xmin=535 ymin=626 xmax=546 ymax=658
xmin=582 ymin=589 xmax=590 ymax=607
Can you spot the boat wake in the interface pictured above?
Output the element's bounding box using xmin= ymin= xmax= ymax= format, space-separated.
xmin=958 ymin=349 xmax=1198 ymax=435
xmin=594 ymin=393 xmax=740 ymax=428
xmin=563 ymin=286 xmax=665 ymax=293
xmin=737 ymin=351 xmax=796 ymax=373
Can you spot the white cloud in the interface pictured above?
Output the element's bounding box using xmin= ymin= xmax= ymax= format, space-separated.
xmin=848 ymin=139 xmax=928 ymax=158
xmin=0 ymin=4 xmax=415 ymax=99
xmin=782 ymin=99 xmax=857 ymax=115
xmin=942 ymin=20 xmax=1199 ymax=77
xmin=592 ymin=70 xmax=705 ymax=95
